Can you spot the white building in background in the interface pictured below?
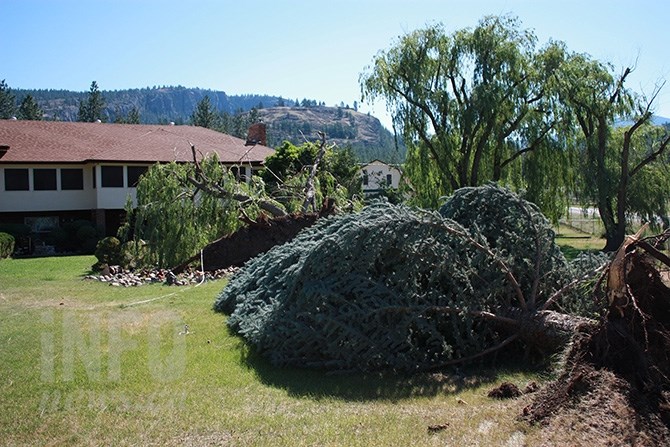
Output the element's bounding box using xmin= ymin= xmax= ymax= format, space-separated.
xmin=0 ymin=120 xmax=274 ymax=237
xmin=360 ymin=159 xmax=402 ymax=195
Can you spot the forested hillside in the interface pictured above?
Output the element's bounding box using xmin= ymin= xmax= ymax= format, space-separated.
xmin=14 ymin=86 xmax=276 ymax=124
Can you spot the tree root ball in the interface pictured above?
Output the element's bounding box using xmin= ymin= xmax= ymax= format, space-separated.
xmin=522 ymin=247 xmax=670 ymax=445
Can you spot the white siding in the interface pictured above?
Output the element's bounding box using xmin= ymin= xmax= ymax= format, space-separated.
xmin=360 ymin=161 xmax=402 ymax=192
xmin=94 ymin=164 xmax=138 ymax=209
xmin=0 ymin=164 xmax=97 ymax=212
xmin=0 ymin=163 xmax=146 ymax=212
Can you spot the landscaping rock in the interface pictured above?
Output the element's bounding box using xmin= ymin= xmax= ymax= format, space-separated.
xmin=84 ymin=266 xmax=237 ymax=286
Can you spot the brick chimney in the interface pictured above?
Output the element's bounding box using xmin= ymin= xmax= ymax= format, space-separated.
xmin=245 ymin=122 xmax=267 ymax=146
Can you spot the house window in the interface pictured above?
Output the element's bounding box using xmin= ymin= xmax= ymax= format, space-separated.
xmin=386 ymin=174 xmax=393 ymax=186
xmin=4 ymin=168 xmax=29 ymax=191
xmin=92 ymin=167 xmax=96 ymax=189
xmin=61 ymin=168 xmax=84 ymax=190
xmin=33 ymin=169 xmax=57 ymax=191
xmin=229 ymin=165 xmax=249 ymax=182
xmin=362 ymin=169 xmax=369 ymax=186
xmin=101 ymin=165 xmax=124 ymax=187
xmin=127 ymin=166 xmax=148 ymax=187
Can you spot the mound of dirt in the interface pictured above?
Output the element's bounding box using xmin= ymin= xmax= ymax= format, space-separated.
xmin=193 ymin=212 xmax=322 ymax=270
xmin=522 ymin=233 xmax=670 ymax=445
xmin=174 ymin=199 xmax=336 ymax=273
xmin=488 ymin=382 xmax=522 ymax=399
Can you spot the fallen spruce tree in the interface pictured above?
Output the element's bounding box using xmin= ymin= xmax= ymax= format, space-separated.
xmin=215 ymin=184 xmax=608 ymax=371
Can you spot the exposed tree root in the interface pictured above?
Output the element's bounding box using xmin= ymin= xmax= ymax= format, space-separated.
xmin=522 ymin=230 xmax=670 ymax=445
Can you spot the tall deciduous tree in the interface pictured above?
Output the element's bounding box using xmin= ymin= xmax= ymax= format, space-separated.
xmin=78 ymin=81 xmax=106 ymax=122
xmin=190 ymin=96 xmax=218 ymax=128
xmin=360 ymin=16 xmax=567 ymax=209
xmin=0 ymin=79 xmax=16 ymax=119
xmin=556 ymin=53 xmax=670 ymax=251
xmin=17 ymin=94 xmax=43 ymax=120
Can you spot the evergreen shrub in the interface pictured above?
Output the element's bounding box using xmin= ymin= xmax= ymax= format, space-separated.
xmin=93 ymin=236 xmax=122 ymax=270
xmin=0 ymin=232 xmax=15 ymax=259
xmin=120 ymin=240 xmax=149 ymax=270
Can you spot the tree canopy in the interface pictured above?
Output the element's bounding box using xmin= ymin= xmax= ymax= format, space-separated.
xmin=17 ymin=94 xmax=43 ymax=120
xmin=190 ymin=95 xmax=218 ymax=129
xmin=360 ymin=16 xmax=567 ymax=210
xmin=261 ymin=140 xmax=363 ymax=213
xmin=554 ymin=51 xmax=670 ymax=250
xmin=0 ymin=79 xmax=16 ymax=119
xmin=118 ymin=155 xmax=257 ymax=268
xmin=361 ymin=15 xmax=670 ymax=244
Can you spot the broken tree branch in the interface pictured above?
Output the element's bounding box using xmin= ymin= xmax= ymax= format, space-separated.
xmin=187 ymin=144 xmax=287 ymax=218
xmin=301 ymin=131 xmax=327 ymax=213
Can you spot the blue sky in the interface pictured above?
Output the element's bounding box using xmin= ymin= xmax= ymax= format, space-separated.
xmin=2 ymin=0 xmax=670 ymax=126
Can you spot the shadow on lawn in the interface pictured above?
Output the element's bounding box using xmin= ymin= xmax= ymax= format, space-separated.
xmin=234 ymin=335 xmax=540 ymax=402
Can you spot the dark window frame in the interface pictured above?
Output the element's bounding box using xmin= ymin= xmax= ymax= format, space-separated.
xmin=33 ymin=168 xmax=57 ymax=191
xmin=101 ymin=165 xmax=124 ymax=188
xmin=4 ymin=168 xmax=29 ymax=191
xmin=127 ymin=166 xmax=148 ymax=187
xmin=61 ymin=168 xmax=84 ymax=190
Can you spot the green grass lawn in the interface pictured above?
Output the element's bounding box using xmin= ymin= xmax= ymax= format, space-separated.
xmin=555 ymin=223 xmax=606 ymax=260
xmin=0 ymin=255 xmax=547 ymax=446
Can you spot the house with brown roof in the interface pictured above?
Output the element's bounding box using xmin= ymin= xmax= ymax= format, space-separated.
xmin=0 ymin=120 xmax=274 ymax=243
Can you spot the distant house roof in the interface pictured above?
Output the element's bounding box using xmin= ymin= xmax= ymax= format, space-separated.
xmin=361 ymin=159 xmax=403 ymax=172
xmin=0 ymin=120 xmax=274 ymax=164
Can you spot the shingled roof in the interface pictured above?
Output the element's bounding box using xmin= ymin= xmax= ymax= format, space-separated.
xmin=0 ymin=120 xmax=274 ymax=164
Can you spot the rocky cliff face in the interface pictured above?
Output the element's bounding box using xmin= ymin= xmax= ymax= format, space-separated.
xmin=258 ymin=106 xmax=403 ymax=162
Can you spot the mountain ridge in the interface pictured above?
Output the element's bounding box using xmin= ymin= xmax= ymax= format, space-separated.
xmin=13 ymin=86 xmax=404 ymax=162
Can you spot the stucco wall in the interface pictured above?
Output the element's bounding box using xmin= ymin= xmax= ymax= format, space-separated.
xmin=0 ymin=164 xmax=97 ymax=212
xmin=361 ymin=161 xmax=402 ymax=191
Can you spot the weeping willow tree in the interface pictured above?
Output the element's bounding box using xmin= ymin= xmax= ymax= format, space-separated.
xmin=360 ymin=16 xmax=572 ymax=217
xmin=118 ymin=154 xmax=267 ymax=268
xmin=216 ymin=185 xmax=606 ymax=372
